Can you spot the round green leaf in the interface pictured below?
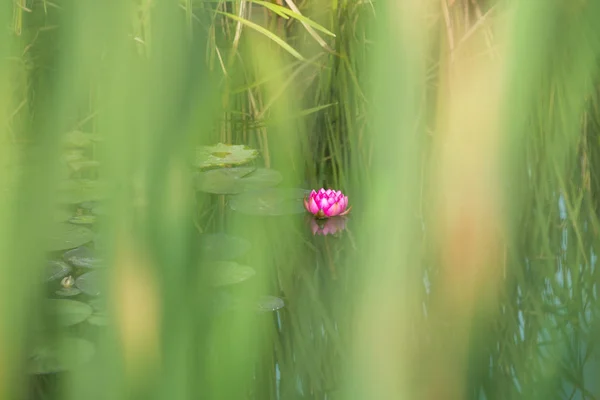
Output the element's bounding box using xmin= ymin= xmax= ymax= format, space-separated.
xmin=46 ymin=299 xmax=93 ymax=327
xmin=256 ymin=295 xmax=285 ymax=312
xmin=53 ymin=208 xmax=73 ymax=223
xmin=68 ymin=215 xmax=97 ymax=225
xmin=47 ymin=224 xmax=94 ymax=251
xmin=229 ymin=188 xmax=308 ymax=216
xmin=28 ymin=337 xmax=95 ymax=375
xmin=62 ymin=131 xmax=102 ymax=148
xmin=87 ymin=312 xmax=109 ymax=327
xmin=56 ymin=179 xmax=108 ymax=204
xmin=195 ymin=143 xmax=258 ymax=169
xmin=46 ymin=261 xmax=72 ymax=283
xmin=56 ymin=287 xmax=82 ymax=297
xmin=196 ymin=167 xmax=282 ymax=194
xmin=75 ymin=271 xmax=102 ymax=296
xmin=199 ymin=233 xmax=251 ymax=261
xmin=63 ymin=246 xmax=103 ymax=269
xmin=209 ymin=261 xmax=256 ymax=287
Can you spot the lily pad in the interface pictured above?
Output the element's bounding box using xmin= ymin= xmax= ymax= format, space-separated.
xmin=209 ymin=261 xmax=256 ymax=287
xmin=56 ymin=179 xmax=108 ymax=204
xmin=63 ymin=246 xmax=103 ymax=269
xmin=195 ymin=143 xmax=258 ymax=169
xmin=68 ymin=215 xmax=97 ymax=225
xmin=79 ymin=201 xmax=99 ymax=210
xmin=91 ymin=206 xmax=108 ymax=216
xmin=229 ymin=188 xmax=309 ymax=216
xmin=56 ymin=287 xmax=82 ymax=297
xmin=75 ymin=271 xmax=102 ymax=296
xmin=62 ymin=131 xmax=102 ymax=148
xmin=28 ymin=337 xmax=95 ymax=375
xmin=87 ymin=298 xmax=106 ymax=312
xmin=46 ymin=261 xmax=72 ymax=282
xmin=87 ymin=312 xmax=109 ymax=327
xmin=53 ymin=208 xmax=73 ymax=223
xmin=46 ymin=299 xmax=93 ymax=327
xmin=256 ymin=295 xmax=285 ymax=312
xmin=195 ymin=167 xmax=282 ymax=195
xmin=47 ymin=224 xmax=94 ymax=251
xmin=199 ymin=233 xmax=251 ymax=261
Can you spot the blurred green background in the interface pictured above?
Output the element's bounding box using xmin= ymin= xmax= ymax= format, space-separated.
xmin=2 ymin=0 xmax=600 ymax=399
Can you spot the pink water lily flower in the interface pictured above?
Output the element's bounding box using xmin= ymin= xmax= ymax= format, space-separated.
xmin=304 ymin=188 xmax=351 ymax=219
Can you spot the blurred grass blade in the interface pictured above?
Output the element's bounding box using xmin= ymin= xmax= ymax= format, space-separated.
xmin=215 ymin=10 xmax=306 ymax=61
xmin=253 ymin=0 xmax=336 ymax=37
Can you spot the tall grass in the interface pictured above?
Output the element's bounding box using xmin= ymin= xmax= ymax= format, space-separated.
xmin=2 ymin=0 xmax=600 ymax=399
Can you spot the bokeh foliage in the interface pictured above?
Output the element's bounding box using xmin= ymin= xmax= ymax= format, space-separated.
xmin=2 ymin=0 xmax=600 ymax=399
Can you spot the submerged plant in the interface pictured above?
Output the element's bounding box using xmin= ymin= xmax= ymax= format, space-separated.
xmin=304 ymin=189 xmax=350 ymax=219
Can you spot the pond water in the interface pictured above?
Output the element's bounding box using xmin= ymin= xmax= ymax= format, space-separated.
xmin=30 ymin=145 xmax=600 ymax=400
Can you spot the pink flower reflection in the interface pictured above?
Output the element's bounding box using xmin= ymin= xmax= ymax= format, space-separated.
xmin=310 ymin=216 xmax=348 ymax=236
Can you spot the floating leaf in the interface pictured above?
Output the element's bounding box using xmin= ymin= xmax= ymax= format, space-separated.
xmin=209 ymin=261 xmax=256 ymax=287
xmin=56 ymin=287 xmax=82 ymax=297
xmin=68 ymin=160 xmax=101 ymax=173
xmin=196 ymin=167 xmax=282 ymax=194
xmin=62 ymin=131 xmax=102 ymax=148
xmin=195 ymin=143 xmax=258 ymax=169
xmin=28 ymin=337 xmax=95 ymax=375
xmin=56 ymin=179 xmax=108 ymax=204
xmin=47 ymin=224 xmax=94 ymax=251
xmin=46 ymin=299 xmax=93 ymax=327
xmin=256 ymin=295 xmax=285 ymax=312
xmin=46 ymin=261 xmax=72 ymax=282
xmin=87 ymin=298 xmax=106 ymax=312
xmin=68 ymin=215 xmax=97 ymax=225
xmin=63 ymin=246 xmax=103 ymax=269
xmin=229 ymin=188 xmax=309 ymax=216
xmin=79 ymin=201 xmax=99 ymax=210
xmin=199 ymin=233 xmax=251 ymax=261
xmin=87 ymin=312 xmax=109 ymax=327
xmin=75 ymin=271 xmax=102 ymax=296
xmin=53 ymin=208 xmax=73 ymax=223
xmin=91 ymin=206 xmax=108 ymax=216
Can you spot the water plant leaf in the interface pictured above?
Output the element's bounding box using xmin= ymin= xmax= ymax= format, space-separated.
xmin=68 ymin=215 xmax=97 ymax=225
xmin=62 ymin=131 xmax=102 ymax=148
xmin=79 ymin=201 xmax=99 ymax=210
xmin=56 ymin=287 xmax=82 ymax=297
xmin=209 ymin=261 xmax=256 ymax=287
xmin=214 ymin=11 xmax=305 ymax=61
xmin=46 ymin=261 xmax=72 ymax=282
xmin=53 ymin=208 xmax=73 ymax=223
xmin=229 ymin=188 xmax=309 ymax=216
xmin=56 ymin=179 xmax=108 ymax=204
xmin=75 ymin=271 xmax=102 ymax=296
xmin=46 ymin=299 xmax=93 ymax=327
xmin=195 ymin=143 xmax=258 ymax=169
xmin=256 ymin=295 xmax=285 ymax=312
xmin=68 ymin=160 xmax=101 ymax=173
xmin=87 ymin=312 xmax=109 ymax=327
xmin=63 ymin=246 xmax=104 ymax=269
xmin=196 ymin=167 xmax=282 ymax=194
xmin=46 ymin=224 xmax=94 ymax=251
xmin=199 ymin=233 xmax=251 ymax=261
xmin=28 ymin=337 xmax=95 ymax=375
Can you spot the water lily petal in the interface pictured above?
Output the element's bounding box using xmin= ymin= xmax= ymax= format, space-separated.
xmin=319 ymin=197 xmax=329 ymax=210
xmin=309 ymin=197 xmax=320 ymax=214
xmin=325 ymin=202 xmax=341 ymax=217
